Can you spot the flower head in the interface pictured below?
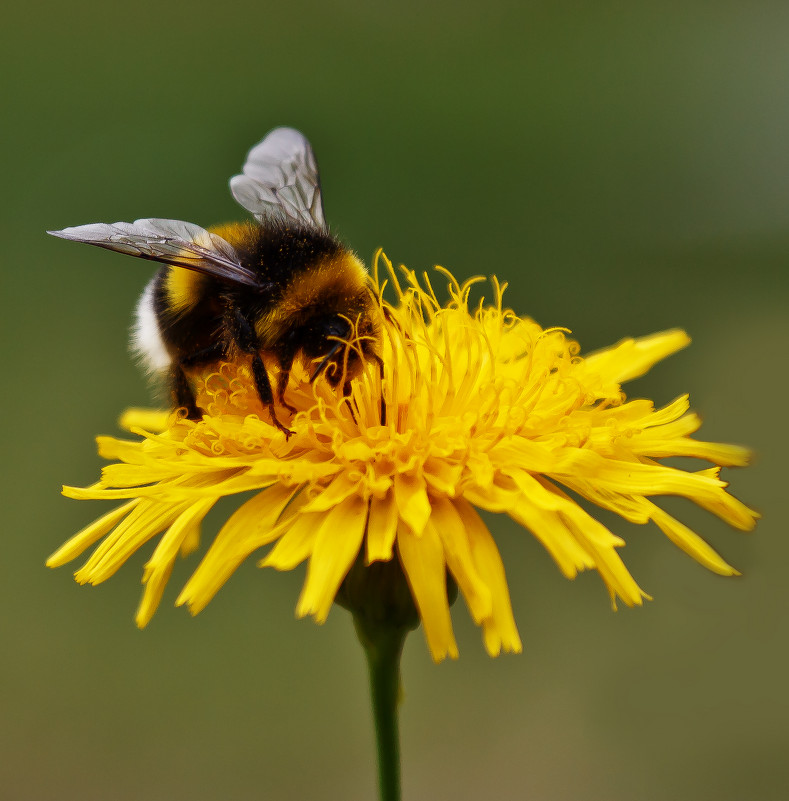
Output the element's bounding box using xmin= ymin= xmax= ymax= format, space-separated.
xmin=49 ymin=255 xmax=758 ymax=661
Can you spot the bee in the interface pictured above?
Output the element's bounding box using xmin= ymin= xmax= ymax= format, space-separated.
xmin=48 ymin=128 xmax=379 ymax=435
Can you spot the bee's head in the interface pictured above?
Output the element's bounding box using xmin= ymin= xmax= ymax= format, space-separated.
xmin=297 ymin=312 xmax=377 ymax=386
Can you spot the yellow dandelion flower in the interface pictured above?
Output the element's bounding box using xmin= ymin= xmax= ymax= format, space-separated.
xmin=48 ymin=255 xmax=758 ymax=662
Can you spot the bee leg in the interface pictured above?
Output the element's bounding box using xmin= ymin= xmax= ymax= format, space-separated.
xmin=173 ymin=342 xmax=228 ymax=419
xmin=172 ymin=364 xmax=201 ymax=419
xmin=229 ymin=306 xmax=293 ymax=438
xmin=309 ymin=341 xmax=344 ymax=383
xmin=250 ymin=352 xmax=293 ymax=438
xmin=275 ymin=351 xmax=298 ymax=415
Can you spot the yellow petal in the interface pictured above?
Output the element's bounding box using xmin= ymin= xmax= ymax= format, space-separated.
xmin=75 ymin=500 xmax=189 ymax=584
xmin=559 ymin=504 xmax=647 ymax=608
xmin=136 ymin=497 xmax=216 ymax=627
xmin=508 ymin=502 xmax=596 ymax=578
xmin=96 ymin=436 xmax=151 ymax=464
xmin=693 ymin=487 xmax=760 ymax=531
xmin=454 ymin=499 xmax=522 ymax=656
xmin=582 ymin=329 xmax=691 ymax=388
xmin=296 ymin=494 xmax=368 ymax=623
xmin=397 ymin=522 xmax=459 ymax=662
xmin=100 ymin=463 xmax=176 ymax=487
xmin=394 ymin=472 xmax=432 ymax=536
xmin=428 ymin=497 xmax=492 ymax=624
xmin=505 ymin=469 xmax=568 ymax=511
xmin=47 ymin=500 xmax=139 ymax=567
xmin=260 ymin=511 xmax=325 ymax=571
xmin=177 ymin=483 xmax=300 ymax=614
xmin=300 ymin=473 xmax=361 ymax=513
xmin=647 ymin=503 xmax=739 ymax=576
xmin=367 ymin=492 xmax=399 ymax=562
xmin=464 ymin=481 xmax=525 ymax=514
xmin=119 ymin=408 xmax=173 ymax=433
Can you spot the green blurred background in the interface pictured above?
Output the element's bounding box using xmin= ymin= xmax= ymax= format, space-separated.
xmin=3 ymin=2 xmax=787 ymax=799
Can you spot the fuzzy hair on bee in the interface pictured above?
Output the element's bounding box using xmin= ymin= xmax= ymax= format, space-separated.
xmin=49 ymin=128 xmax=381 ymax=436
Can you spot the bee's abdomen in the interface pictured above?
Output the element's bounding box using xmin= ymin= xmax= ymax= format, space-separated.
xmin=149 ymin=268 xmax=226 ymax=361
xmin=164 ymin=264 xmax=207 ymax=314
xmin=131 ymin=276 xmax=171 ymax=374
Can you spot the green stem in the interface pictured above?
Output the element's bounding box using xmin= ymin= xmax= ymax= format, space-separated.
xmin=357 ymin=619 xmax=406 ymax=801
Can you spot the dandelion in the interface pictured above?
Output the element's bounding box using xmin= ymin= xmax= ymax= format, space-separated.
xmin=49 ymin=254 xmax=757 ymax=664
xmin=50 ymin=254 xmax=758 ymax=800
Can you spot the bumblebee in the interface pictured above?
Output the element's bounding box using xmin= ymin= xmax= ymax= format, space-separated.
xmin=49 ymin=128 xmax=379 ymax=434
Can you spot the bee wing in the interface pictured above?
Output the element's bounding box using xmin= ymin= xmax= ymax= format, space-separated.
xmin=230 ymin=127 xmax=327 ymax=230
xmin=47 ymin=218 xmax=261 ymax=288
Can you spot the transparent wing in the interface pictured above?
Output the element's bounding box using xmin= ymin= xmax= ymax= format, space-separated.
xmin=47 ymin=218 xmax=261 ymax=287
xmin=230 ymin=127 xmax=326 ymax=230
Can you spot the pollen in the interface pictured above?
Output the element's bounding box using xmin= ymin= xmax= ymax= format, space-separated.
xmin=48 ymin=254 xmax=758 ymax=661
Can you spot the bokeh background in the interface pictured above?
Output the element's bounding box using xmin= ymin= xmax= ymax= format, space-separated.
xmin=3 ymin=2 xmax=787 ymax=799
